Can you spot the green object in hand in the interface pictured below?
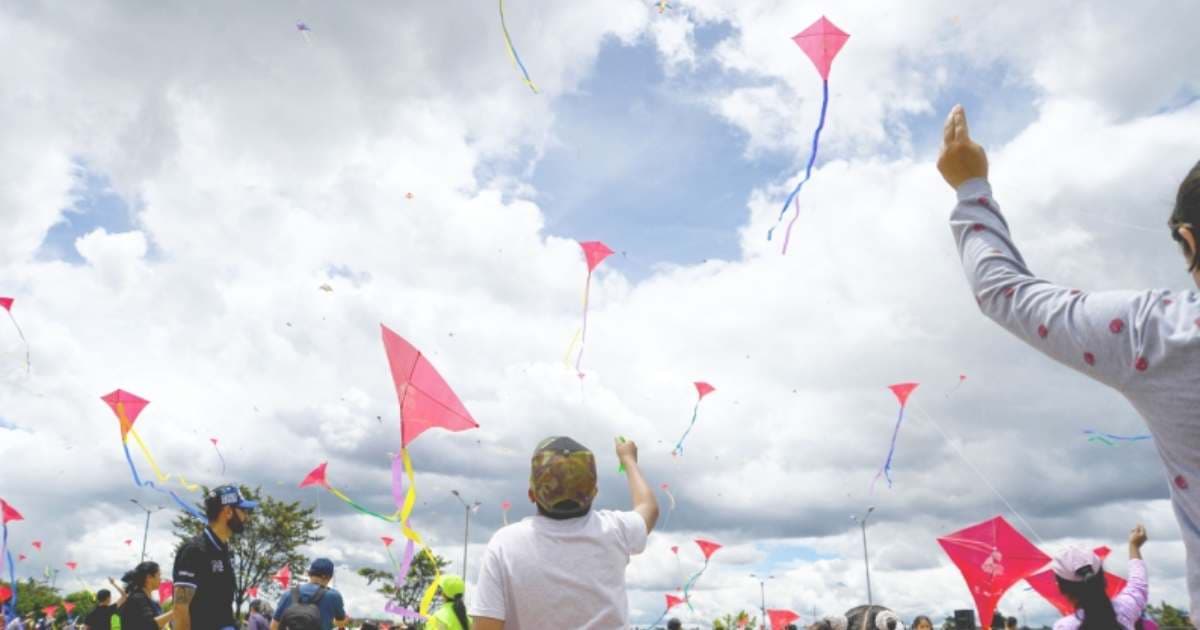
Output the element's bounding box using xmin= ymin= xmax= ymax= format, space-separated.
xmin=618 ymin=436 xmax=627 ymax=474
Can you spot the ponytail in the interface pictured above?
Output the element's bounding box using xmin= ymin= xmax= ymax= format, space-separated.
xmin=452 ymin=594 xmax=469 ymax=628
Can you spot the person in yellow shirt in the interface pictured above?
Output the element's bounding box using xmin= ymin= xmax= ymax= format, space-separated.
xmin=426 ymin=576 xmax=469 ymax=630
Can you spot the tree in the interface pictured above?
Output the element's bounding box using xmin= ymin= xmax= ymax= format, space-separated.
xmin=1145 ymin=602 xmax=1192 ymax=630
xmin=712 ymin=611 xmax=757 ymax=630
xmin=172 ymin=485 xmax=322 ymax=619
xmin=357 ymin=549 xmax=449 ymax=630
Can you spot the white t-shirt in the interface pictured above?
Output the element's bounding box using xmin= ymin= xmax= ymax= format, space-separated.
xmin=469 ymin=509 xmax=649 ymax=629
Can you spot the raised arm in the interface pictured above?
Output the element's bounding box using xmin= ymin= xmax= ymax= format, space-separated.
xmin=616 ymin=438 xmax=659 ymax=533
xmin=939 ymin=105 xmax=1169 ymax=391
xmin=1116 ymin=524 xmax=1149 ymax=613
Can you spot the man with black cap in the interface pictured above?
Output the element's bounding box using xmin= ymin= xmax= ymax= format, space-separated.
xmin=171 ymin=485 xmax=257 ymax=630
xmin=271 ymin=558 xmax=348 ymax=630
xmin=470 ymin=436 xmax=659 ymax=629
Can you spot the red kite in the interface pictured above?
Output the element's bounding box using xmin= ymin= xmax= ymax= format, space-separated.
xmin=158 ymin=579 xmax=173 ymax=603
xmin=683 ymin=539 xmax=722 ymax=610
xmin=672 ymin=381 xmax=717 ymax=457
xmin=570 ymin=240 xmax=614 ymax=377
xmin=768 ymin=16 xmax=850 ymax=254
xmin=874 ymin=382 xmax=919 ymax=490
xmin=649 ymin=593 xmax=687 ymax=628
xmin=273 ymin=565 xmax=291 ymax=589
xmin=0 ymin=297 xmax=29 ymax=373
xmin=1025 ymin=547 xmax=1125 ymax=615
xmin=1 ymin=499 xmax=21 ymax=614
xmin=769 ymin=609 xmax=801 ymax=630
xmin=938 ymin=516 xmax=1050 ymax=627
xmin=246 ymin=586 xmax=259 ymax=598
xmin=101 ymin=389 xmax=204 ymax=518
xmin=31 ymin=541 xmax=41 ymax=550
xmin=0 ymin=500 xmax=21 ymax=525
xmin=62 ymin=602 xmax=75 ymax=614
xmin=381 ymin=536 xmax=395 ymax=547
xmin=0 ymin=586 xmax=11 ymax=603
xmin=42 ymin=606 xmax=57 ymax=618
xmin=17 ymin=554 xmax=25 ymax=561
xmin=65 ymin=562 xmax=77 ymax=570
xmin=124 ymin=539 xmax=132 ymax=546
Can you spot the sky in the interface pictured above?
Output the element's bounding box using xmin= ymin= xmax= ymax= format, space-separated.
xmin=2 ymin=0 xmax=1200 ymax=626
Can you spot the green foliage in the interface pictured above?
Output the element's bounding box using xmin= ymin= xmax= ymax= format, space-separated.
xmin=712 ymin=610 xmax=757 ymax=630
xmin=357 ymin=548 xmax=450 ymax=630
xmin=171 ymin=485 xmax=322 ymax=620
xmin=0 ymin=579 xmax=95 ymax=621
xmin=1145 ymin=601 xmax=1192 ymax=629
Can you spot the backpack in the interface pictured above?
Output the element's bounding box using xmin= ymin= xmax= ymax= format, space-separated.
xmin=278 ymin=586 xmax=325 ymax=630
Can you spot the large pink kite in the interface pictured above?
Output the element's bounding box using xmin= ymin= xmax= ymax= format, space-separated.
xmin=874 ymin=382 xmax=918 ymax=490
xmin=672 ymin=381 xmax=716 ymax=457
xmin=1 ymin=498 xmax=23 ymax=616
xmin=768 ymin=609 xmax=802 ymax=630
xmin=273 ymin=565 xmax=291 ymax=589
xmin=938 ymin=516 xmax=1050 ymax=627
xmin=1025 ymin=546 xmax=1125 ymax=615
xmin=648 ymin=594 xmax=687 ymax=628
xmin=0 ymin=297 xmax=28 ymax=373
xmin=767 ymin=16 xmax=850 ymax=254
xmin=302 ymin=325 xmax=478 ymax=619
xmin=569 ymin=241 xmax=614 ymax=378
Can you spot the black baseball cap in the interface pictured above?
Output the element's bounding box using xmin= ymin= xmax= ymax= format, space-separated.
xmin=204 ymin=485 xmax=258 ymax=512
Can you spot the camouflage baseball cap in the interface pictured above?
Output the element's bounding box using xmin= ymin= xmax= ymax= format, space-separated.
xmin=529 ymin=436 xmax=598 ymax=518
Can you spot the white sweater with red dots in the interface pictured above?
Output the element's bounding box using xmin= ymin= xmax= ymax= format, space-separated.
xmin=951 ymin=178 xmax=1200 ymax=612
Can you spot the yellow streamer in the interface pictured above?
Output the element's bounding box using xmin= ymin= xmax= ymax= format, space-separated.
xmin=118 ymin=403 xmax=200 ymax=494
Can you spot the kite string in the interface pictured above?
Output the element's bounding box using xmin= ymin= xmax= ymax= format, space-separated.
xmin=769 ymin=79 xmax=829 ymax=252
xmin=910 ymin=403 xmax=1045 ymax=545
xmin=672 ymin=400 xmax=701 ymax=456
xmin=573 ymin=271 xmax=593 ymax=376
xmin=5 ymin=311 xmax=28 ymax=374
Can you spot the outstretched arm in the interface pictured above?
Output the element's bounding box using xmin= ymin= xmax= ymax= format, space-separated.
xmin=939 ymin=105 xmax=1169 ymax=392
xmin=616 ymin=438 xmax=659 ymax=533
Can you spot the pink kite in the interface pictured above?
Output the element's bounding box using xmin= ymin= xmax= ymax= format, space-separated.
xmin=382 ymin=536 xmax=395 ymax=547
xmin=1025 ymin=546 xmax=1125 ymax=615
xmin=0 ymin=297 xmax=28 ymax=373
xmin=873 ymin=382 xmax=919 ymax=490
xmin=124 ymin=539 xmax=132 ymax=546
xmin=102 ymin=390 xmax=149 ymax=440
xmin=767 ymin=16 xmax=850 ymax=254
xmin=17 ymin=554 xmax=25 ymax=561
xmin=1 ymin=498 xmax=23 ymax=612
xmin=768 ymin=610 xmax=802 ymax=630
xmin=501 ymin=500 xmax=512 ymax=526
xmin=682 ymin=539 xmax=722 ymax=610
xmin=938 ymin=516 xmax=1051 ymax=627
xmin=246 ymin=586 xmax=259 ymax=598
xmin=672 ymin=381 xmax=717 ymax=457
xmin=62 ymin=602 xmax=75 ymax=614
xmin=102 ymin=389 xmax=204 ymax=518
xmin=65 ymin=562 xmax=77 ymax=570
xmin=0 ymin=500 xmax=20 ymax=525
xmin=42 ymin=606 xmax=57 ymax=618
xmin=0 ymin=586 xmax=10 ymax=603
xmin=273 ymin=565 xmax=291 ymax=589
xmin=569 ymin=241 xmax=614 ymax=378
xmin=31 ymin=541 xmax=41 ymax=551
xmin=158 ymin=579 xmax=173 ymax=604
xmin=382 ymin=325 xmax=479 ymax=447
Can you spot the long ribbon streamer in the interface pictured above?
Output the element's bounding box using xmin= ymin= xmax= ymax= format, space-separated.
xmin=681 ymin=558 xmax=711 ymax=612
xmin=4 ymin=310 xmax=28 ymax=374
xmin=211 ymin=440 xmax=226 ymax=475
xmin=2 ymin=524 xmax=16 ymax=624
xmin=661 ymin=485 xmax=676 ymax=528
xmin=872 ymin=403 xmax=907 ymax=491
xmin=1083 ymin=429 xmax=1151 ymax=443
xmin=573 ymin=271 xmax=595 ymax=377
xmin=116 ymin=403 xmax=204 ymax=518
xmin=671 ymin=400 xmax=702 ymax=456
xmin=767 ymin=80 xmax=830 ymax=255
xmin=498 ymin=0 xmax=538 ymax=94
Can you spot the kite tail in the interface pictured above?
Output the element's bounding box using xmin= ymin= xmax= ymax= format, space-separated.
xmin=3 ymin=525 xmax=16 ymax=624
xmin=5 ymin=311 xmax=28 ymax=374
xmin=681 ymin=559 xmax=709 ymax=612
xmin=649 ymin=609 xmax=671 ymax=629
xmin=1085 ymin=429 xmax=1151 ymax=442
xmin=212 ymin=443 xmax=226 ymax=475
xmin=872 ymin=404 xmax=906 ymax=492
xmin=768 ymin=79 xmax=830 ymax=254
xmin=562 ymin=328 xmax=582 ymax=370
xmin=498 ymin=0 xmax=539 ymax=94
xmin=122 ymin=441 xmax=205 ymax=519
xmin=661 ymin=488 xmax=676 ymax=528
xmin=573 ymin=272 xmax=593 ymax=377
xmin=672 ymin=401 xmax=701 ymax=456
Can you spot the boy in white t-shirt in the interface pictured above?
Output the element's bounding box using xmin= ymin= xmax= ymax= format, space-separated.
xmin=469 ymin=436 xmax=659 ymax=629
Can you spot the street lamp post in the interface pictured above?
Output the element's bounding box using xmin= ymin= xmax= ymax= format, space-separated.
xmin=749 ymin=573 xmax=774 ymax=630
xmin=450 ymin=490 xmax=481 ymax=579
xmin=851 ymin=506 xmax=876 ymax=606
xmin=130 ymin=499 xmax=164 ymax=563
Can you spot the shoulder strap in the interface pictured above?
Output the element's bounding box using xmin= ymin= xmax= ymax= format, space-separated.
xmin=290 ymin=586 xmax=301 ymax=603
xmin=309 ymin=586 xmax=325 ymax=605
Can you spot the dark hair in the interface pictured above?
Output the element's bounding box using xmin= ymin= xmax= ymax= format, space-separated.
xmin=667 ymin=619 xmax=683 ymax=630
xmin=1056 ymin=572 xmax=1118 ymax=630
xmin=122 ymin=561 xmax=160 ymax=590
xmin=1005 ymin=617 xmax=1018 ymax=629
xmin=451 ymin=594 xmax=469 ymax=629
xmin=913 ymin=616 xmax=933 ymax=629
xmin=96 ymin=589 xmax=111 ymax=603
xmin=1170 ymin=161 xmax=1200 ymax=271
xmin=846 ymin=605 xmax=892 ymax=630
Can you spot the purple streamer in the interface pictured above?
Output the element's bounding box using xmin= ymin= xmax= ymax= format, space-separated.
xmin=872 ymin=405 xmax=906 ymax=491
xmin=767 ymin=80 xmax=830 ymax=254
